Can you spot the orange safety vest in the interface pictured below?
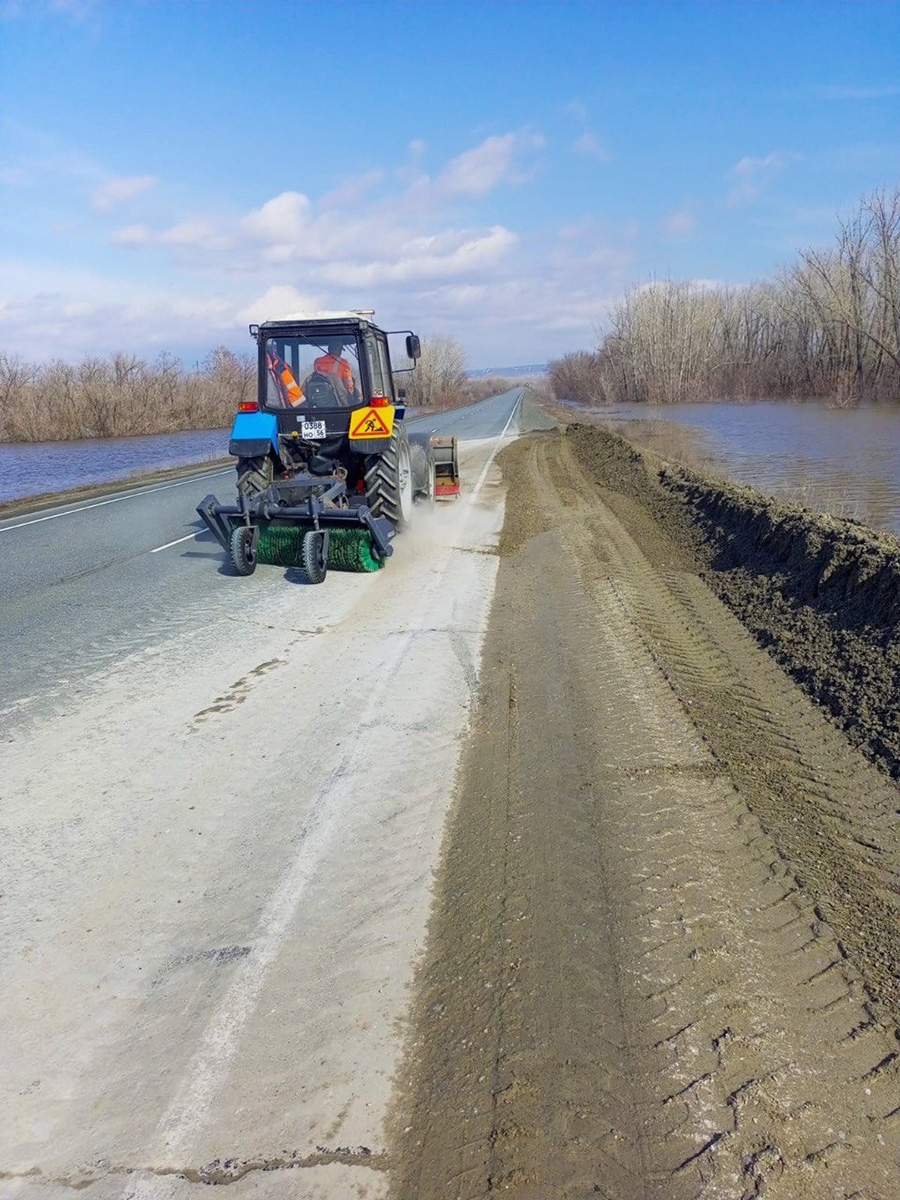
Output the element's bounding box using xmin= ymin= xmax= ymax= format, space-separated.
xmin=314 ymin=353 xmax=354 ymax=392
xmin=268 ymin=353 xmax=304 ymax=406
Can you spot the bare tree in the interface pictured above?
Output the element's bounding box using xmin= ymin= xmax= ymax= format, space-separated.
xmin=402 ymin=335 xmax=468 ymax=407
xmin=549 ymin=188 xmax=900 ymax=407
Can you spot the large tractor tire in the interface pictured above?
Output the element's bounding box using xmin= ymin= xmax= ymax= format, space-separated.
xmin=365 ymin=428 xmax=414 ymax=532
xmin=236 ymin=454 xmax=274 ymax=499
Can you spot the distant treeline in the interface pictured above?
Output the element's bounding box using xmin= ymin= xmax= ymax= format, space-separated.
xmin=0 ymin=335 xmax=518 ymax=443
xmin=0 ymin=348 xmax=256 ymax=443
xmin=550 ymin=189 xmax=900 ymax=406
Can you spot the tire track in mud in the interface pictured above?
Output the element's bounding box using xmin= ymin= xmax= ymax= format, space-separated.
xmin=389 ymin=431 xmax=900 ymax=1199
xmin=562 ymin=432 xmax=900 ymax=1019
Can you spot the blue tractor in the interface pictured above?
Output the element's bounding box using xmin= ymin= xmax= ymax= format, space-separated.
xmin=198 ymin=312 xmax=443 ymax=582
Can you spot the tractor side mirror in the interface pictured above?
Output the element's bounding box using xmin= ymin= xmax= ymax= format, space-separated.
xmin=406 ymin=334 xmax=421 ymax=361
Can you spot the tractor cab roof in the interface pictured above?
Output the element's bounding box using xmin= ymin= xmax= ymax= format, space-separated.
xmin=258 ymin=310 xmax=379 ymax=334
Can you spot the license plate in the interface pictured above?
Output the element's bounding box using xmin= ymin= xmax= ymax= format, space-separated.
xmin=299 ymin=419 xmax=326 ymax=439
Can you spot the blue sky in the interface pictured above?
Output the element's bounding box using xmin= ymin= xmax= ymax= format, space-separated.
xmin=1 ymin=0 xmax=898 ymax=367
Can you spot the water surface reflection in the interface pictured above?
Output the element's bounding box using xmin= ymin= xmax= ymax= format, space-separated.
xmin=0 ymin=428 xmax=229 ymax=503
xmin=587 ymin=399 xmax=900 ymax=538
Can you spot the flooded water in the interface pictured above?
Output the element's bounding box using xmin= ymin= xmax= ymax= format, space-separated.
xmin=0 ymin=428 xmax=230 ymax=503
xmin=577 ymin=399 xmax=900 ymax=539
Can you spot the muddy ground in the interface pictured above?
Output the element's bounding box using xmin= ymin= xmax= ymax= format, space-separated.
xmin=388 ymin=426 xmax=900 ymax=1199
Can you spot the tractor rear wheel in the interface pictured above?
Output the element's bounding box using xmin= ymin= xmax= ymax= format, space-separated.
xmin=364 ymin=429 xmax=414 ymax=531
xmin=236 ymin=455 xmax=274 ymax=499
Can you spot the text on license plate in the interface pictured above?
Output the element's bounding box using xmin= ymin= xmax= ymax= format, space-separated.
xmin=299 ymin=420 xmax=326 ymax=439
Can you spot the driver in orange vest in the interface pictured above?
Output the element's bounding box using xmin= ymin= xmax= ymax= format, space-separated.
xmin=267 ymin=349 xmax=305 ymax=407
xmin=314 ymin=340 xmax=357 ymax=399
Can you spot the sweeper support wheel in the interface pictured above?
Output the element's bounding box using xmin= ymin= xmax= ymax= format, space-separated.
xmin=301 ymin=530 xmax=329 ymax=584
xmin=230 ymin=525 xmax=258 ymax=575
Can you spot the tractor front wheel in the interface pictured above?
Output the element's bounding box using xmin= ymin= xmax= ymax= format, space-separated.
xmin=365 ymin=429 xmax=414 ymax=531
xmin=236 ymin=455 xmax=274 ymax=499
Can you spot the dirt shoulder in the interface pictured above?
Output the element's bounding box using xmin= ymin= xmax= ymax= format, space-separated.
xmin=388 ymin=428 xmax=900 ymax=1199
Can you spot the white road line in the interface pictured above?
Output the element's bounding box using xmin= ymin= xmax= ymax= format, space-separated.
xmin=123 ymin=397 xmax=522 ymax=1197
xmin=0 ymin=469 xmax=233 ymax=535
xmin=149 ymin=532 xmax=199 ymax=554
xmin=472 ymin=389 xmax=522 ymax=496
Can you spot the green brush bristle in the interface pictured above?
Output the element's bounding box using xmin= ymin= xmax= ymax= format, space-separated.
xmin=327 ymin=528 xmax=384 ymax=572
xmin=256 ymin=523 xmax=305 ymax=566
xmin=254 ymin=523 xmax=384 ymax=573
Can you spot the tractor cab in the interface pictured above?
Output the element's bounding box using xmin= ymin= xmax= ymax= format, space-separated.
xmin=253 ymin=314 xmax=419 ymax=414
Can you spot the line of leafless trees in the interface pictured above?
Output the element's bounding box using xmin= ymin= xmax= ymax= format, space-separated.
xmin=0 ymin=348 xmax=256 ymax=442
xmin=550 ymin=188 xmax=900 ymax=406
xmin=0 ymin=332 xmax=516 ymax=443
xmin=398 ymin=334 xmax=514 ymax=408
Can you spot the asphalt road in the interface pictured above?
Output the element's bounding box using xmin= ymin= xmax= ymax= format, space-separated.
xmin=0 ymin=387 xmax=538 ymax=1199
xmin=0 ymin=390 xmax=524 ymax=725
xmin=8 ymin=389 xmax=897 ymax=1197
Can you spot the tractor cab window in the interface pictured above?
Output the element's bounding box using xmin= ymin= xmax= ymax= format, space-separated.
xmin=364 ymin=338 xmax=385 ymax=399
xmin=375 ymin=337 xmax=394 ymax=402
xmin=263 ymin=334 xmax=362 ymax=410
xmin=363 ymin=336 xmax=395 ymax=402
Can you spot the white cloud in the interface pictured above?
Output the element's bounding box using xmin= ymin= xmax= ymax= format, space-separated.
xmin=320 ymin=169 xmax=384 ymax=208
xmin=110 ymin=218 xmax=227 ymax=251
xmin=408 ymin=130 xmax=544 ymax=204
xmin=91 ymin=174 xmax=157 ymax=211
xmin=240 ymin=191 xmax=312 ymax=243
xmin=238 ymin=285 xmax=324 ymax=324
xmin=108 ymin=132 xmax=538 ymax=284
xmin=0 ymin=130 xmax=638 ymax=366
xmin=434 ymin=134 xmax=524 ymax=196
xmin=662 ymin=209 xmax=696 ymax=237
xmin=563 ymin=99 xmax=590 ymax=124
xmin=314 ymin=226 xmax=518 ymax=288
xmin=726 ymin=152 xmax=797 ymax=206
xmin=573 ymin=131 xmax=612 ymax=163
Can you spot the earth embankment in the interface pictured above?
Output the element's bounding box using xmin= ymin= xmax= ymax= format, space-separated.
xmin=389 ymin=425 xmax=900 ymax=1199
xmin=569 ymin=423 xmax=900 ymax=778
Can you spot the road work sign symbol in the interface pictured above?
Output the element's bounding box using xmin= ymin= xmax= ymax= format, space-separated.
xmin=349 ymin=406 xmax=394 ymax=439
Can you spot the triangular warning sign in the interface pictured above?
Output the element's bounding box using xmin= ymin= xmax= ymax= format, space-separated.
xmin=349 ymin=405 xmax=394 ymax=439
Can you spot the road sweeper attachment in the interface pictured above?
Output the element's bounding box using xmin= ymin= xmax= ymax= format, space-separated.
xmin=197 ymin=472 xmax=395 ymax=581
xmin=196 ymin=312 xmax=459 ymax=583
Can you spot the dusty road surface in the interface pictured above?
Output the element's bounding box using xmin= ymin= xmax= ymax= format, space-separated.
xmin=390 ymin=430 xmax=900 ymax=1200
xmin=5 ymin=405 xmax=900 ymax=1199
xmin=0 ymin=390 xmax=541 ymax=1199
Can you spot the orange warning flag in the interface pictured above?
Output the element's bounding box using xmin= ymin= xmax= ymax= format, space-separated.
xmin=349 ymin=405 xmax=394 ymax=439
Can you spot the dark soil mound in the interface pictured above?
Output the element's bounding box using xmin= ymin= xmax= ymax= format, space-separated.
xmin=568 ymin=421 xmax=900 ymax=777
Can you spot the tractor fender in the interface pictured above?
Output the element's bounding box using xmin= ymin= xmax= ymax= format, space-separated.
xmin=229 ymin=410 xmax=278 ymax=458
